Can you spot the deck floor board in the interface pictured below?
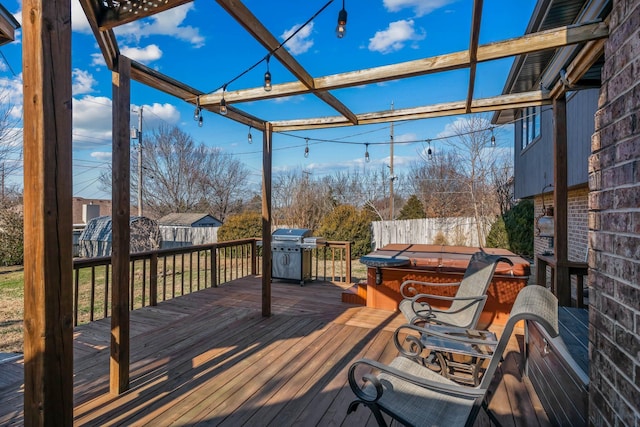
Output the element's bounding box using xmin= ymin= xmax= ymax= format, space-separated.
xmin=0 ymin=276 xmax=549 ymax=426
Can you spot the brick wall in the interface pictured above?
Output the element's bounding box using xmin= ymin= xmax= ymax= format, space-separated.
xmin=589 ymin=0 xmax=640 ymax=425
xmin=534 ymin=187 xmax=589 ymax=291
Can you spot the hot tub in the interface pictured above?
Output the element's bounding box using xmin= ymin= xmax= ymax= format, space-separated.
xmin=360 ymin=244 xmax=531 ymax=328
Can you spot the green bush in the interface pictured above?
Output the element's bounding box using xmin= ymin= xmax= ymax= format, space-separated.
xmin=486 ymin=199 xmax=533 ymax=257
xmin=0 ymin=208 xmax=24 ymax=266
xmin=217 ymin=211 xmax=262 ymax=242
xmin=485 ymin=216 xmax=508 ymax=249
xmin=317 ymin=205 xmax=374 ymax=259
xmin=398 ymin=195 xmax=426 ymax=220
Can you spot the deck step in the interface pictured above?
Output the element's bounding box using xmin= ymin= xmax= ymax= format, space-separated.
xmin=341 ymin=284 xmax=366 ymax=305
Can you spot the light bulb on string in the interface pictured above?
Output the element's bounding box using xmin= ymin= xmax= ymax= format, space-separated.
xmin=198 ymin=115 xmax=203 ymax=127
xmin=364 ymin=143 xmax=370 ymax=163
xmin=248 ymin=126 xmax=253 ymax=144
xmin=490 ymin=127 xmax=496 ymax=146
xmin=427 ymin=140 xmax=433 ymax=160
xmin=336 ymin=0 xmax=347 ymax=38
xmin=194 ymin=96 xmax=201 ymax=121
xmin=264 ymin=55 xmax=272 ymax=92
xmin=220 ymin=85 xmax=228 ymax=116
xmin=304 ymin=138 xmax=309 ymax=158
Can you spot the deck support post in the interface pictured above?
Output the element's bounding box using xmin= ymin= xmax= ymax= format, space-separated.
xmin=262 ymin=122 xmax=273 ymax=316
xmin=22 ymin=0 xmax=74 ymax=423
xmin=553 ymin=94 xmax=570 ymax=306
xmin=111 ymin=55 xmax=132 ymax=394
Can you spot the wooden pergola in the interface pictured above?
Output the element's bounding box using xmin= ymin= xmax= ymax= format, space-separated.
xmin=21 ymin=0 xmax=608 ymax=424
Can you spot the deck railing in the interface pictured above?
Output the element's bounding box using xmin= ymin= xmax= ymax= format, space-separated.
xmin=72 ymin=239 xmax=352 ymax=326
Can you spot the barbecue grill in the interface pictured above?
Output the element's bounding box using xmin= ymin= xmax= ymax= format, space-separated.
xmin=271 ymin=228 xmax=326 ymax=285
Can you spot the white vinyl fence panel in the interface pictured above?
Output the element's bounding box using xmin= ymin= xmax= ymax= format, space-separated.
xmin=371 ymin=217 xmax=493 ymax=250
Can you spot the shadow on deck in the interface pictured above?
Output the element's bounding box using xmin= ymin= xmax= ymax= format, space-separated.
xmin=0 ymin=276 xmax=550 ymax=426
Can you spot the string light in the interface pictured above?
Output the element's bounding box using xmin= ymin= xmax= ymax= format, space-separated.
xmin=336 ymin=0 xmax=347 ymax=38
xmin=364 ymin=143 xmax=370 ymax=162
xmin=490 ymin=127 xmax=496 ymax=146
xmin=194 ymin=96 xmax=201 ymax=121
xmin=220 ymin=85 xmax=228 ymax=116
xmin=198 ymin=114 xmax=203 ymax=127
xmin=427 ymin=139 xmax=433 ymax=160
xmin=304 ymin=138 xmax=309 ymax=158
xmin=264 ymin=55 xmax=272 ymax=92
xmin=248 ymin=126 xmax=253 ymax=144
xmin=207 ymin=1 xmax=333 ymax=101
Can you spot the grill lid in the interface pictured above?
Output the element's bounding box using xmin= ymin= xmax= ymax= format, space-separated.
xmin=272 ymin=228 xmax=312 ymax=241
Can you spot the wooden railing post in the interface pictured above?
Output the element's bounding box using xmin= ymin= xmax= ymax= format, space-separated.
xmin=345 ymin=241 xmax=352 ymax=283
xmin=251 ymin=239 xmax=257 ymax=275
xmin=150 ymin=252 xmax=158 ymax=306
xmin=211 ymin=246 xmax=218 ymax=287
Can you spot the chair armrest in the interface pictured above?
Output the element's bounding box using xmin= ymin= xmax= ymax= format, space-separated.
xmin=410 ymin=294 xmax=487 ymax=321
xmin=393 ymin=324 xmax=497 ymax=359
xmin=400 ymin=280 xmax=462 ymax=299
xmin=348 ymin=358 xmax=485 ymax=404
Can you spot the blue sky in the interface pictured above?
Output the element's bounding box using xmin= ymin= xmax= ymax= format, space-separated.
xmin=0 ymin=0 xmax=537 ymax=199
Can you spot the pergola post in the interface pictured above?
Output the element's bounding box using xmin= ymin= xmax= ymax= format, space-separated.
xmin=110 ymin=55 xmax=131 ymax=394
xmin=22 ymin=0 xmax=74 ymax=424
xmin=261 ymin=122 xmax=273 ymax=317
xmin=553 ymin=94 xmax=570 ymax=306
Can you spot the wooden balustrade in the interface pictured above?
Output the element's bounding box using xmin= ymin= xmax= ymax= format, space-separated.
xmin=71 ymin=239 xmax=352 ymax=326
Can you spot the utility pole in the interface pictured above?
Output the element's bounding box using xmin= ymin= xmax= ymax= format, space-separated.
xmin=136 ymin=107 xmax=143 ymax=216
xmin=389 ymin=101 xmax=395 ymax=221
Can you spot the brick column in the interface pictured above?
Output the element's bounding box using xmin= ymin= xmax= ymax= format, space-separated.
xmin=589 ymin=0 xmax=640 ymax=425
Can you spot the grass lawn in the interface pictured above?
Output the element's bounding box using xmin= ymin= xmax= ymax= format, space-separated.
xmin=0 ymin=266 xmax=25 ymax=353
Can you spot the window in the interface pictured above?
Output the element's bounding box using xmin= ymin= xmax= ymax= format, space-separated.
xmin=521 ymin=106 xmax=541 ymax=150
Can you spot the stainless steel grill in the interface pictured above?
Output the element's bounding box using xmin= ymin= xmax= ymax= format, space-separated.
xmin=271 ymin=228 xmax=326 ymax=285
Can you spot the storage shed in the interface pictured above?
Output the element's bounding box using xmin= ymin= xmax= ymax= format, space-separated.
xmin=157 ymin=213 xmax=222 ymax=248
xmin=78 ymin=216 xmax=162 ymax=258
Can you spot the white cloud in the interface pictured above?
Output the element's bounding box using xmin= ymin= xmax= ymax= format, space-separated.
xmin=0 ymin=74 xmax=24 ymax=119
xmin=394 ymin=132 xmax=418 ymax=143
xmin=72 ymin=69 xmax=97 ymax=95
xmin=281 ymin=22 xmax=314 ymax=55
xmin=383 ymin=0 xmax=456 ymax=17
xmin=437 ymin=117 xmax=491 ymax=139
xmin=72 ymin=96 xmax=113 ymax=149
xmin=121 ymin=44 xmax=163 ymax=64
xmin=369 ymin=20 xmax=425 ymax=54
xmin=136 ymin=102 xmax=181 ymax=128
xmin=72 ymin=0 xmax=92 ymax=33
xmin=116 ymin=3 xmax=204 ymax=48
xmin=90 ymin=151 xmax=112 ymax=161
xmin=90 ymin=53 xmax=106 ymax=68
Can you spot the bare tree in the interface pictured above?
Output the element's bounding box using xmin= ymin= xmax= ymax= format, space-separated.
xmin=0 ymin=91 xmax=22 ymax=203
xmin=439 ymin=115 xmax=502 ymax=244
xmin=409 ymin=152 xmax=469 ymax=218
xmin=273 ymin=169 xmax=332 ymax=230
xmin=99 ymin=124 xmax=251 ymax=220
xmin=198 ymin=148 xmax=251 ymax=222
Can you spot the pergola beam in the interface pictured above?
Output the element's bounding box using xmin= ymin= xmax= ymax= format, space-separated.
xmin=78 ymin=0 xmax=119 ymax=70
xmin=199 ymin=21 xmax=608 ymax=107
xmin=465 ymin=0 xmax=483 ymax=113
xmin=214 ymin=0 xmax=358 ymax=124
xmin=271 ymin=90 xmax=551 ymax=131
xmin=22 ymin=0 xmax=74 ymax=423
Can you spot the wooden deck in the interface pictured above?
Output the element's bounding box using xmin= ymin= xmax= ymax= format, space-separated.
xmin=0 ymin=277 xmax=551 ymax=426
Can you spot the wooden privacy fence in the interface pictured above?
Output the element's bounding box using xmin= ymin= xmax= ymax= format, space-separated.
xmin=72 ymin=239 xmax=352 ymax=326
xmin=371 ymin=217 xmax=494 ymax=249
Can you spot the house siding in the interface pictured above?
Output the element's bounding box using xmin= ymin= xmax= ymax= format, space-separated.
xmin=589 ymin=0 xmax=640 ymax=425
xmin=514 ymin=89 xmax=599 ymax=199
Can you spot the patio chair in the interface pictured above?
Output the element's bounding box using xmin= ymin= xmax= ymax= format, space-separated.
xmin=347 ymin=285 xmax=558 ymax=427
xmin=398 ymin=251 xmax=514 ymax=329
